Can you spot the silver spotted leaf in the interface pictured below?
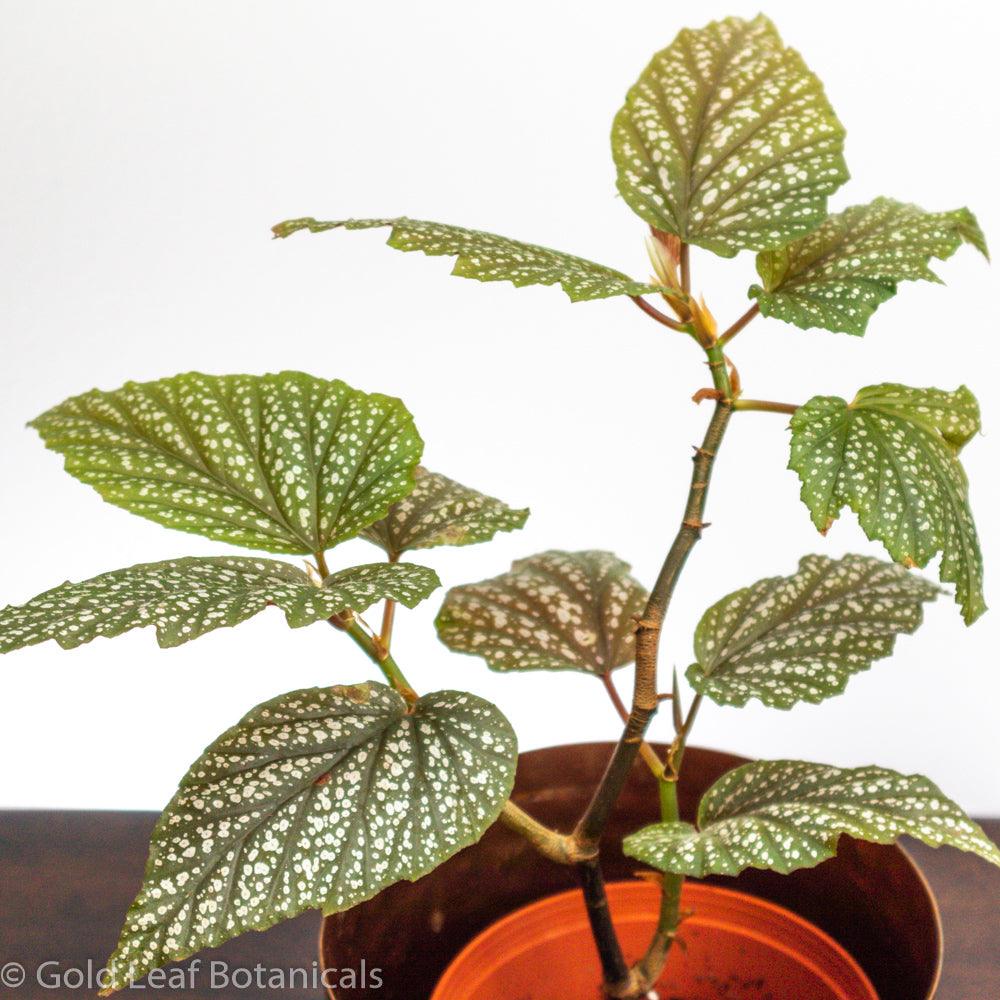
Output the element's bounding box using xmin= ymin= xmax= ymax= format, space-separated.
xmin=612 ymin=14 xmax=847 ymax=257
xmin=31 ymin=371 xmax=423 ymax=555
xmin=789 ymin=384 xmax=984 ymax=624
xmin=750 ymin=199 xmax=988 ymax=335
xmin=435 ymin=550 xmax=648 ymax=675
xmin=0 ymin=558 xmax=440 ymax=651
xmin=687 ymin=555 xmax=939 ymax=710
xmin=272 ymin=217 xmax=670 ymax=302
xmin=624 ymin=760 xmax=1000 ymax=878
xmin=101 ymin=683 xmax=517 ymax=994
xmin=361 ymin=467 xmax=528 ymax=558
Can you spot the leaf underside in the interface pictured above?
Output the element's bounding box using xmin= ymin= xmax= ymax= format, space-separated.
xmin=31 ymin=371 xmax=423 ymax=555
xmin=612 ymin=14 xmax=848 ymax=257
xmin=271 ymin=216 xmax=670 ymax=302
xmin=789 ymin=384 xmax=984 ymax=623
xmin=750 ymin=198 xmax=988 ymax=335
xmin=435 ymin=550 xmax=648 ymax=675
xmin=101 ymin=683 xmax=517 ymax=994
xmin=624 ymin=759 xmax=1000 ymax=878
xmin=362 ymin=466 xmax=528 ymax=558
xmin=687 ymin=554 xmax=939 ymax=710
xmin=0 ymin=558 xmax=440 ymax=651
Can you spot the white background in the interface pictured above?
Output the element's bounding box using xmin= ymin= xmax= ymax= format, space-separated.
xmin=1 ymin=0 xmax=998 ymax=813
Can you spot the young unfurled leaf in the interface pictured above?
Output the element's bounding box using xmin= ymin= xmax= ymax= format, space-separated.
xmin=750 ymin=199 xmax=988 ymax=335
xmin=612 ymin=14 xmax=847 ymax=257
xmin=31 ymin=371 xmax=423 ymax=555
xmin=435 ymin=550 xmax=648 ymax=674
xmin=687 ymin=554 xmax=939 ymax=710
xmin=271 ymin=217 xmax=672 ymax=302
xmin=789 ymin=384 xmax=984 ymax=624
xmin=624 ymin=760 xmax=1000 ymax=879
xmin=0 ymin=559 xmax=440 ymax=651
xmin=101 ymin=683 xmax=516 ymax=994
xmin=362 ymin=467 xmax=528 ymax=558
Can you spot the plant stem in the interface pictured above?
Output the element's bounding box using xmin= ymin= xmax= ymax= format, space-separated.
xmin=717 ymin=303 xmax=759 ymax=347
xmin=329 ymin=615 xmax=574 ymax=864
xmin=328 ymin=615 xmax=419 ymax=706
xmin=579 ymin=858 xmax=634 ymax=996
xmin=601 ymin=672 xmax=667 ymax=780
xmin=732 ymin=397 xmax=799 ymax=415
xmin=314 ymin=551 xmax=331 ymax=578
xmin=499 ymin=801 xmax=579 ymax=865
xmin=679 ymin=243 xmax=690 ymax=295
xmin=569 ymin=398 xmax=731 ymax=999
xmin=573 ymin=398 xmax=732 ymax=854
xmin=378 ymin=551 xmax=400 ymax=648
xmin=629 ymin=295 xmax=688 ymax=333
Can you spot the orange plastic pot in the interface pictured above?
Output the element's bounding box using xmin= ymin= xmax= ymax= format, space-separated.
xmin=430 ymin=880 xmax=879 ymax=1000
xmin=321 ymin=744 xmax=941 ymax=999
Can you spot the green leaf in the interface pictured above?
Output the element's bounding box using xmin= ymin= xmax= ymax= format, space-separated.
xmin=624 ymin=760 xmax=1000 ymax=879
xmin=0 ymin=559 xmax=440 ymax=651
xmin=271 ymin=217 xmax=670 ymax=302
xmin=687 ymin=554 xmax=939 ymax=710
xmin=612 ymin=14 xmax=848 ymax=257
xmin=435 ymin=550 xmax=648 ymax=675
xmin=361 ymin=466 xmax=528 ymax=558
xmin=101 ymin=682 xmax=517 ymax=994
xmin=789 ymin=384 xmax=984 ymax=624
xmin=750 ymin=199 xmax=989 ymax=335
xmin=31 ymin=371 xmax=423 ymax=555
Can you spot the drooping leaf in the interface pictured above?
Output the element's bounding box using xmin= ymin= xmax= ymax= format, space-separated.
xmin=789 ymin=384 xmax=984 ymax=623
xmin=31 ymin=371 xmax=423 ymax=555
xmin=101 ymin=683 xmax=517 ymax=994
xmin=271 ymin=217 xmax=672 ymax=302
xmin=750 ymin=199 xmax=989 ymax=335
xmin=612 ymin=14 xmax=848 ymax=257
xmin=687 ymin=554 xmax=939 ymax=710
xmin=624 ymin=759 xmax=1000 ymax=878
xmin=435 ymin=550 xmax=648 ymax=674
xmin=0 ymin=558 xmax=440 ymax=651
xmin=362 ymin=467 xmax=528 ymax=558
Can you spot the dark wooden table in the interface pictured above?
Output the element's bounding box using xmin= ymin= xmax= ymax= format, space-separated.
xmin=1 ymin=812 xmax=997 ymax=998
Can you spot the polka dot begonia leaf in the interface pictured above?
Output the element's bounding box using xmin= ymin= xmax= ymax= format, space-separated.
xmin=362 ymin=466 xmax=529 ymax=558
xmin=750 ymin=199 xmax=988 ymax=335
xmin=687 ymin=554 xmax=939 ymax=710
xmin=271 ymin=217 xmax=672 ymax=302
xmin=31 ymin=371 xmax=423 ymax=555
xmin=624 ymin=760 xmax=1000 ymax=879
xmin=789 ymin=384 xmax=984 ymax=624
xmin=612 ymin=14 xmax=848 ymax=258
xmin=435 ymin=550 xmax=648 ymax=675
xmin=0 ymin=558 xmax=440 ymax=652
xmin=100 ymin=683 xmax=517 ymax=995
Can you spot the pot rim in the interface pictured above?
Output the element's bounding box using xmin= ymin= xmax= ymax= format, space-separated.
xmin=318 ymin=741 xmax=944 ymax=1000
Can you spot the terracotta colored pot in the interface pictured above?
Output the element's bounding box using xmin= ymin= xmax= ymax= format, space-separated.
xmin=431 ymin=880 xmax=879 ymax=1000
xmin=321 ymin=743 xmax=942 ymax=1000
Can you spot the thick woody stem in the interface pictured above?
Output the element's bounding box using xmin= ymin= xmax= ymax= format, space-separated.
xmin=570 ymin=399 xmax=733 ymax=999
xmin=574 ymin=398 xmax=732 ymax=852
